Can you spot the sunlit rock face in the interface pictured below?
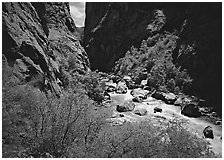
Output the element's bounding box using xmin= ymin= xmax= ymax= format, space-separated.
xmin=2 ymin=2 xmax=90 ymax=96
xmin=84 ymin=2 xmax=221 ymax=113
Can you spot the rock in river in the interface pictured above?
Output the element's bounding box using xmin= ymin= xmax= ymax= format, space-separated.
xmin=134 ymin=108 xmax=147 ymax=116
xmin=203 ymin=126 xmax=214 ymax=139
xmin=117 ymin=101 xmax=135 ymax=112
xmin=181 ymin=103 xmax=202 ymax=117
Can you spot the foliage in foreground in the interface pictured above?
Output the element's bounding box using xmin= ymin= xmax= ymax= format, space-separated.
xmin=2 ymin=61 xmax=215 ymax=158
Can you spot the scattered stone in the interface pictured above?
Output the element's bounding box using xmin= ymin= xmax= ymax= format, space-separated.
xmin=154 ymin=107 xmax=162 ymax=113
xmin=199 ymin=107 xmax=211 ymax=114
xmin=140 ymin=79 xmax=148 ymax=87
xmin=132 ymin=96 xmax=143 ymax=103
xmin=181 ymin=103 xmax=201 ymax=117
xmin=111 ymin=113 xmax=124 ymax=118
xmin=152 ymin=91 xmax=177 ymax=104
xmin=174 ymin=97 xmax=183 ymax=106
xmin=131 ymin=88 xmax=149 ymax=99
xmin=123 ymin=75 xmax=132 ymax=82
xmin=104 ymin=91 xmax=111 ymax=100
xmin=211 ymin=112 xmax=218 ymax=117
xmin=116 ymin=101 xmax=135 ymax=112
xmin=203 ymin=126 xmax=214 ymax=139
xmin=111 ymin=118 xmax=126 ymax=126
xmin=143 ymin=85 xmax=151 ymax=91
xmin=163 ymin=92 xmax=177 ymax=104
xmin=115 ymin=81 xmax=128 ymax=94
xmin=215 ymin=121 xmax=221 ymax=125
xmin=134 ymin=108 xmax=147 ymax=116
xmin=152 ymin=91 xmax=165 ymax=101
xmin=110 ymin=75 xmax=121 ymax=83
xmin=154 ymin=115 xmax=166 ymax=119
xmin=134 ymin=71 xmax=148 ymax=84
xmin=198 ymin=99 xmax=206 ymax=107
xmin=106 ymin=82 xmax=117 ymax=92
xmin=183 ymin=97 xmax=193 ymax=104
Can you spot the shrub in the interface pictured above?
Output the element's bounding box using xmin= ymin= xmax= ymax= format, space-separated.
xmin=82 ymin=118 xmax=214 ymax=158
xmin=2 ymin=63 xmax=106 ymax=157
xmin=74 ymin=71 xmax=105 ymax=104
xmin=2 ymin=80 xmax=107 ymax=158
xmin=114 ymin=32 xmax=192 ymax=93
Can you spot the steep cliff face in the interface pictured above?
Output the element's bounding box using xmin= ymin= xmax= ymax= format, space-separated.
xmin=174 ymin=3 xmax=221 ymax=111
xmin=2 ymin=2 xmax=90 ymax=96
xmin=84 ymin=2 xmax=188 ymax=71
xmin=84 ymin=2 xmax=221 ymax=111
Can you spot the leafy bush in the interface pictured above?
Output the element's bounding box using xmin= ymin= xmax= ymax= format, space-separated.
xmin=78 ymin=119 xmax=214 ymax=158
xmin=2 ymin=62 xmax=106 ymax=157
xmin=2 ymin=57 xmax=215 ymax=158
xmin=2 ymin=81 xmax=107 ymax=157
xmin=114 ymin=32 xmax=193 ymax=94
xmin=72 ymin=71 xmax=106 ymax=104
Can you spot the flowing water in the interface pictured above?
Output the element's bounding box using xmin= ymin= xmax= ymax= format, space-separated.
xmin=109 ymin=90 xmax=222 ymax=156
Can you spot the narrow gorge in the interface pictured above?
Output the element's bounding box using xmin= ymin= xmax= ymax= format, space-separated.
xmin=2 ymin=2 xmax=222 ymax=158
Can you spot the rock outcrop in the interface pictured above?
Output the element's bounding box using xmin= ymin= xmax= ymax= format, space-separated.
xmin=3 ymin=2 xmax=90 ymax=96
xmin=83 ymin=2 xmax=188 ymax=71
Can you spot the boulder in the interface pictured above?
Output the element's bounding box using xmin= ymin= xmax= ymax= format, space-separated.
xmin=134 ymin=108 xmax=147 ymax=116
xmin=143 ymin=86 xmax=151 ymax=91
xmin=132 ymin=96 xmax=143 ymax=103
xmin=110 ymin=75 xmax=121 ymax=83
xmin=199 ymin=107 xmax=212 ymax=114
xmin=203 ymin=126 xmax=214 ymax=139
xmin=131 ymin=88 xmax=149 ymax=99
xmin=112 ymin=118 xmax=126 ymax=126
xmin=134 ymin=71 xmax=148 ymax=84
xmin=181 ymin=103 xmax=201 ymax=117
xmin=115 ymin=81 xmax=128 ymax=94
xmin=104 ymin=91 xmax=111 ymax=100
xmin=163 ymin=93 xmax=177 ymax=104
xmin=215 ymin=121 xmax=221 ymax=125
xmin=111 ymin=113 xmax=124 ymax=118
xmin=211 ymin=112 xmax=218 ymax=117
xmin=152 ymin=91 xmax=166 ymax=101
xmin=152 ymin=91 xmax=180 ymax=105
xmin=116 ymin=101 xmax=135 ymax=112
xmin=105 ymin=82 xmax=117 ymax=92
xmin=140 ymin=79 xmax=148 ymax=87
xmin=183 ymin=97 xmax=193 ymax=104
xmin=174 ymin=97 xmax=183 ymax=106
xmin=123 ymin=75 xmax=132 ymax=82
xmin=154 ymin=107 xmax=162 ymax=113
xmin=126 ymin=80 xmax=134 ymax=89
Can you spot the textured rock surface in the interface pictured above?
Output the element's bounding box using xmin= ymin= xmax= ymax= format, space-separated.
xmin=84 ymin=2 xmax=221 ymax=113
xmin=134 ymin=108 xmax=147 ymax=116
xmin=2 ymin=2 xmax=90 ymax=96
xmin=203 ymin=126 xmax=214 ymax=139
xmin=181 ymin=103 xmax=201 ymax=118
xmin=84 ymin=2 xmax=187 ymax=71
xmin=116 ymin=101 xmax=135 ymax=112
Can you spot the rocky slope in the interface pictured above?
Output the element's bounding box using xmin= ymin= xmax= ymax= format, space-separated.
xmin=2 ymin=2 xmax=90 ymax=97
xmin=83 ymin=2 xmax=221 ymax=113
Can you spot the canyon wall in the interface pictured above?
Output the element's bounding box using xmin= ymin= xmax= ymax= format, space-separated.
xmin=3 ymin=2 xmax=90 ymax=96
xmin=84 ymin=2 xmax=221 ymax=111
